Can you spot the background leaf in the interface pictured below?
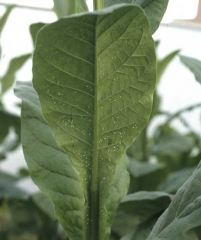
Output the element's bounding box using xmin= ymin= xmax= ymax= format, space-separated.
xmin=157 ymin=50 xmax=180 ymax=83
xmin=158 ymin=167 xmax=195 ymax=194
xmin=104 ymin=0 xmax=169 ymax=33
xmin=0 ymin=5 xmax=14 ymax=34
xmin=0 ymin=54 xmax=30 ymax=96
xmin=128 ymin=158 xmax=166 ymax=192
xmin=0 ymin=170 xmax=27 ymax=199
xmin=180 ymin=55 xmax=201 ymax=84
xmin=112 ymin=191 xmax=172 ymax=237
xmin=147 ymin=161 xmax=201 ymax=240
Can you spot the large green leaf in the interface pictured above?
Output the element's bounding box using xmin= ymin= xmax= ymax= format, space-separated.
xmin=180 ymin=55 xmax=201 ymax=85
xmin=53 ymin=0 xmax=88 ymax=17
xmin=22 ymin=4 xmax=155 ymax=240
xmin=104 ymin=0 xmax=169 ymax=33
xmin=113 ymin=191 xmax=172 ymax=237
xmin=0 ymin=54 xmax=30 ymax=96
xmin=147 ymin=161 xmax=201 ymax=240
xmin=15 ymin=81 xmax=129 ymax=240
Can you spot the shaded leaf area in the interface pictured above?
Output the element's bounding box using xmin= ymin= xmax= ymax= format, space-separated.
xmin=128 ymin=158 xmax=167 ymax=192
xmin=18 ymin=168 xmax=30 ymax=178
xmin=158 ymin=167 xmax=195 ymax=194
xmin=119 ymin=216 xmax=159 ymax=240
xmin=0 ymin=193 xmax=66 ymax=240
xmin=112 ymin=191 xmax=172 ymax=237
xmin=31 ymin=5 xmax=155 ymax=240
xmin=15 ymin=81 xmax=85 ymax=239
xmin=104 ymin=0 xmax=169 ymax=33
xmin=147 ymin=161 xmax=201 ymax=240
xmin=53 ymin=0 xmax=88 ymax=17
xmin=0 ymin=106 xmax=21 ymax=161
xmin=0 ymin=170 xmax=26 ymax=199
xmin=153 ymin=126 xmax=195 ymax=172
xmin=180 ymin=55 xmax=201 ymax=84
xmin=0 ymin=54 xmax=30 ymax=96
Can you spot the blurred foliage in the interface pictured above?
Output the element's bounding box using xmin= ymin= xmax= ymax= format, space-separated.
xmin=0 ymin=1 xmax=201 ymax=240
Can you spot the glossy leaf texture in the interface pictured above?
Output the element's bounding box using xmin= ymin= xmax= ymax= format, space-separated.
xmin=180 ymin=55 xmax=201 ymax=85
xmin=147 ymin=161 xmax=201 ymax=240
xmin=30 ymin=4 xmax=155 ymax=240
xmin=104 ymin=0 xmax=169 ymax=33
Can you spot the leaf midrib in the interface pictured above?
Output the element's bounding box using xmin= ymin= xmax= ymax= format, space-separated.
xmin=90 ymin=16 xmax=99 ymax=240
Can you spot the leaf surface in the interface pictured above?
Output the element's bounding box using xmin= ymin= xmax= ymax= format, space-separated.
xmin=26 ymin=5 xmax=155 ymax=240
xmin=147 ymin=161 xmax=201 ymax=240
xmin=15 ymin=81 xmax=86 ymax=239
xmin=104 ymin=0 xmax=169 ymax=33
xmin=158 ymin=167 xmax=195 ymax=194
xmin=30 ymin=22 xmax=46 ymax=46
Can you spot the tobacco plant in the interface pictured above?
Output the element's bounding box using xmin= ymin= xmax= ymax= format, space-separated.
xmin=14 ymin=0 xmax=201 ymax=240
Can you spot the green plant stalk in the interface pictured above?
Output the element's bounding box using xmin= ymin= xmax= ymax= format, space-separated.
xmin=67 ymin=1 xmax=75 ymax=15
xmin=93 ymin=0 xmax=104 ymax=11
xmin=165 ymin=103 xmax=201 ymax=124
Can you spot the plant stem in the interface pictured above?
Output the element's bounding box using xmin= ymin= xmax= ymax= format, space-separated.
xmin=165 ymin=103 xmax=201 ymax=124
xmin=0 ymin=3 xmax=53 ymax=12
xmin=93 ymin=0 xmax=104 ymax=11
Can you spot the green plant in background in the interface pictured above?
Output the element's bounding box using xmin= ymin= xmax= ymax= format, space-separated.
xmin=0 ymin=0 xmax=201 ymax=239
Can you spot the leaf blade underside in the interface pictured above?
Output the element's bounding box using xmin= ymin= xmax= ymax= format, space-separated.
xmin=31 ymin=5 xmax=156 ymax=240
